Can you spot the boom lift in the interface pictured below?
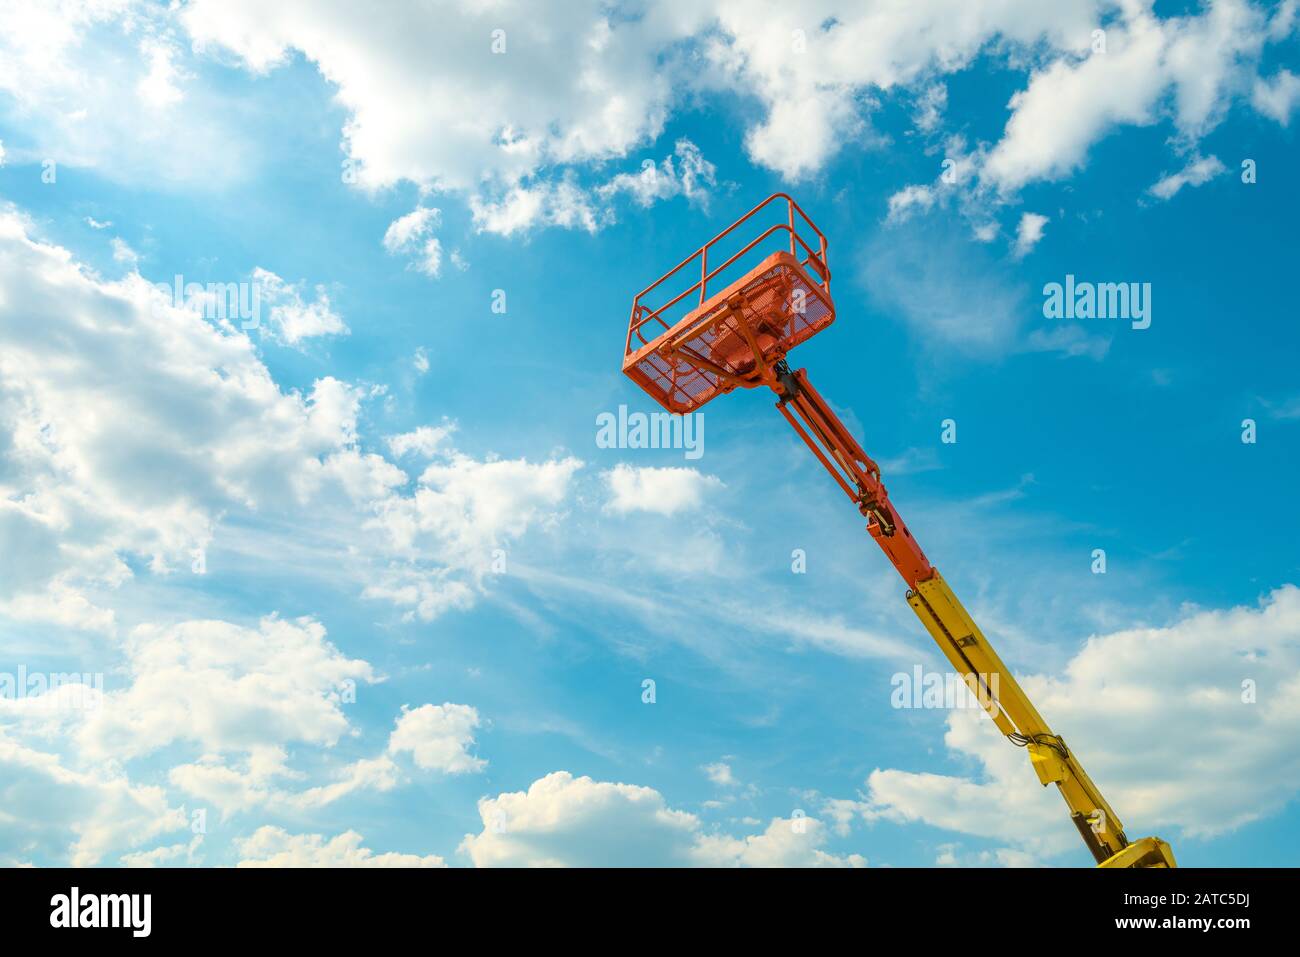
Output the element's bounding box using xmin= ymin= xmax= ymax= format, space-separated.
xmin=622 ymin=194 xmax=1176 ymax=868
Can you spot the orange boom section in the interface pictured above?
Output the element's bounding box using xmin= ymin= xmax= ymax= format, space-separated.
xmin=623 ymin=193 xmax=834 ymax=414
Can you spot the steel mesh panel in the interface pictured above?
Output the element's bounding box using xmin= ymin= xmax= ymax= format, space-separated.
xmin=628 ymin=260 xmax=833 ymax=413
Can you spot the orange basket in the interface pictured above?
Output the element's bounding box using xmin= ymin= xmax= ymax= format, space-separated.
xmin=624 ymin=193 xmax=834 ymax=414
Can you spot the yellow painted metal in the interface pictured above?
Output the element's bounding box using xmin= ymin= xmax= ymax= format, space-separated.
xmin=905 ymin=569 xmax=1175 ymax=867
xmin=1099 ymin=836 xmax=1177 ymax=869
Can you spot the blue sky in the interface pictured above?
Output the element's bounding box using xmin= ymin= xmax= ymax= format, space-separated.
xmin=1 ymin=0 xmax=1298 ymax=868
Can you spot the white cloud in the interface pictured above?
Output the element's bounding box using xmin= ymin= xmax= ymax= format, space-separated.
xmin=1012 ymin=212 xmax=1048 ymax=258
xmin=412 ymin=238 xmax=443 ymax=276
xmin=913 ymin=82 xmax=947 ymax=132
xmin=4 ymin=2 xmax=1284 ymax=218
xmin=387 ymin=703 xmax=486 ymax=774
xmin=386 ymin=423 xmax=455 ymax=459
xmin=1269 ymin=0 xmax=1299 ymax=40
xmin=702 ymin=761 xmax=737 ymax=787
xmin=120 ymin=837 xmax=203 ymax=868
xmin=165 ymin=696 xmax=483 ymax=816
xmin=79 ymin=616 xmax=374 ymax=762
xmin=0 ymin=730 xmax=186 ymax=867
xmin=110 ymin=236 xmax=139 ymax=266
xmin=861 ymin=587 xmax=1300 ymax=858
xmin=596 ymin=139 xmax=716 ymax=209
xmin=885 ymin=184 xmax=937 ymax=224
xmin=604 ymin=464 xmax=722 ymax=516
xmin=469 ymin=177 xmax=599 ymax=237
xmin=382 ymin=206 xmax=443 ymax=277
xmin=701 ymin=1 xmax=1097 ymax=181
xmin=984 ymin=5 xmax=1274 ymax=193
xmin=354 ymin=447 xmax=582 ymax=621
xmin=935 ymin=842 xmax=1038 ymax=868
xmin=168 ymin=748 xmax=300 ymax=815
xmin=1148 ymin=154 xmax=1227 ymax=200
xmin=254 ymin=267 xmax=349 ymax=345
xmin=460 ymin=771 xmax=702 ymax=867
xmin=180 ymin=0 xmax=1281 ymax=208
xmin=983 ymin=19 xmax=1166 ymax=192
xmin=383 ymin=207 xmax=440 ymax=251
xmin=467 ymin=140 xmax=720 ymax=237
xmin=1 ymin=197 xmax=915 ymax=645
xmin=692 ymin=816 xmax=867 ymax=868
xmin=0 ymin=210 xmax=381 ymax=625
xmin=287 ymin=754 xmax=402 ymax=810
xmin=236 ymin=826 xmax=445 ymax=867
xmin=0 ymin=1 xmax=253 ymax=185
xmin=2 ymin=0 xmax=1290 ymax=215
xmin=181 ymin=0 xmax=687 ymax=192
xmin=163 ymin=695 xmax=488 ymax=815
xmin=136 ymin=37 xmax=185 ymax=109
xmin=459 ymin=770 xmax=863 ymax=867
xmin=883 ymin=134 xmax=982 ymax=229
xmin=1252 ymin=69 xmax=1300 ymax=125
xmin=369 ymin=454 xmax=580 ymax=569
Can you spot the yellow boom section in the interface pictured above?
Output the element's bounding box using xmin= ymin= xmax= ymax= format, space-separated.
xmin=906 ymin=570 xmax=1176 ymax=868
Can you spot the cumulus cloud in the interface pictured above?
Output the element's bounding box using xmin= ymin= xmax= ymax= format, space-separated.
xmin=386 ymin=423 xmax=455 ymax=459
xmin=460 ymin=771 xmax=862 ymax=867
xmin=78 ymin=616 xmax=373 ymax=762
xmin=983 ymin=19 xmax=1166 ymax=191
xmin=5 ymin=2 xmax=1290 ymax=222
xmin=469 ymin=177 xmax=600 ymax=237
xmin=886 ymin=184 xmax=937 ymax=224
xmin=1012 ymin=212 xmax=1048 ymax=258
xmin=382 ymin=207 xmax=443 ymax=277
xmin=693 ymin=816 xmax=867 ymax=868
xmin=702 ymin=761 xmax=737 ymax=787
xmin=236 ymin=826 xmax=446 ymax=867
xmin=0 ymin=209 xmax=578 ymax=627
xmin=3 ymin=607 xmax=489 ymax=821
xmin=0 ymin=1 xmax=253 ymax=184
xmin=109 ymin=236 xmax=139 ymax=266
xmin=1252 ymin=69 xmax=1300 ymax=125
xmin=1148 ymin=154 xmax=1227 ymax=200
xmin=387 ymin=703 xmax=486 ymax=774
xmin=254 ymin=268 xmax=349 ymax=345
xmin=0 ymin=210 xmax=374 ymax=623
xmin=175 ymin=0 xmax=1290 ymax=205
xmin=364 ymin=453 xmax=582 ymax=620
xmin=603 ymin=464 xmax=723 ymax=516
xmin=120 ymin=837 xmax=203 ymax=868
xmin=884 ymin=3 xmax=1288 ymax=236
xmin=596 ymin=139 xmax=716 ymax=209
xmin=0 ymin=731 xmax=186 ymax=867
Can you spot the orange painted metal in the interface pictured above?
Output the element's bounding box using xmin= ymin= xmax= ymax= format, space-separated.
xmin=624 ymin=193 xmax=833 ymax=414
xmin=776 ymin=368 xmax=934 ymax=589
xmin=621 ymin=192 xmax=936 ymax=588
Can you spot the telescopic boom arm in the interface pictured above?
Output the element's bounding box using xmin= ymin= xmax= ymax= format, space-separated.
xmin=622 ymin=193 xmax=1175 ymax=867
xmin=773 ymin=361 xmax=1175 ymax=868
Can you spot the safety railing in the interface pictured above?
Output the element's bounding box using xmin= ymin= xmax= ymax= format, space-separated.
xmin=625 ymin=193 xmax=830 ymax=356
